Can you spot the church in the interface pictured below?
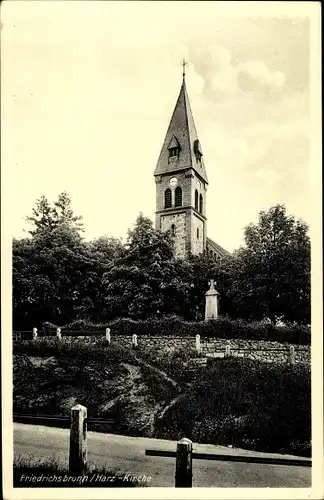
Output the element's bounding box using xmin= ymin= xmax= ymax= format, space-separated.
xmin=154 ymin=66 xmax=229 ymax=260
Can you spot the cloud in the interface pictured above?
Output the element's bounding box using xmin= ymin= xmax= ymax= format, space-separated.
xmin=191 ymin=46 xmax=286 ymax=97
xmin=236 ymin=61 xmax=285 ymax=93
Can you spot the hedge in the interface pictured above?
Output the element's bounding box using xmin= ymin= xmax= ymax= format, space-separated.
xmin=41 ymin=316 xmax=310 ymax=345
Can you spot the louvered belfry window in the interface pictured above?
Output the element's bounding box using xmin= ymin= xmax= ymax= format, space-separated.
xmin=164 ymin=189 xmax=172 ymax=208
xmin=199 ymin=194 xmax=203 ymax=214
xmin=175 ymin=186 xmax=182 ymax=207
xmin=195 ymin=190 xmax=199 ymax=210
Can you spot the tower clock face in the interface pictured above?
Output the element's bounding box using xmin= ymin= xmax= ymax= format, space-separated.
xmin=169 ymin=177 xmax=178 ymax=189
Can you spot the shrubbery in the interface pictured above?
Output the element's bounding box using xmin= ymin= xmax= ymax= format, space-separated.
xmin=42 ymin=316 xmax=310 ymax=345
xmin=155 ymin=358 xmax=311 ymax=457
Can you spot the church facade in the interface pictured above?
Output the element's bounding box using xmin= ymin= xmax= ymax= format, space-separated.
xmin=154 ymin=72 xmax=229 ymax=260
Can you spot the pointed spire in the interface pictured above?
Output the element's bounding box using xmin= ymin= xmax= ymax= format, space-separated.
xmin=154 ymin=68 xmax=208 ymax=184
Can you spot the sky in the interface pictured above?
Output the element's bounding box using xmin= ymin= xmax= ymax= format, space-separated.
xmin=2 ymin=1 xmax=320 ymax=251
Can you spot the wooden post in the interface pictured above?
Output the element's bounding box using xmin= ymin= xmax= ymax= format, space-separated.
xmin=56 ymin=328 xmax=61 ymax=339
xmin=195 ymin=334 xmax=201 ymax=356
xmin=32 ymin=328 xmax=37 ymax=340
xmin=106 ymin=328 xmax=111 ymax=344
xmin=289 ymin=345 xmax=295 ymax=365
xmin=175 ymin=437 xmax=192 ymax=487
xmin=69 ymin=404 xmax=87 ymax=476
xmin=132 ymin=334 xmax=138 ymax=348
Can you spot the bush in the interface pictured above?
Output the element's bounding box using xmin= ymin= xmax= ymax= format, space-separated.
xmin=155 ymin=358 xmax=311 ymax=456
xmin=44 ymin=316 xmax=310 ymax=345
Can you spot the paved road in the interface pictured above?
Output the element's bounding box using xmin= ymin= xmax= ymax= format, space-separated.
xmin=14 ymin=424 xmax=311 ymax=487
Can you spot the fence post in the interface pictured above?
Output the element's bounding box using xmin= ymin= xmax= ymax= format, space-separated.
xmin=289 ymin=345 xmax=295 ymax=365
xmin=106 ymin=328 xmax=111 ymax=344
xmin=225 ymin=345 xmax=231 ymax=358
xmin=175 ymin=437 xmax=192 ymax=487
xmin=69 ymin=404 xmax=87 ymax=476
xmin=195 ymin=334 xmax=201 ymax=356
xmin=32 ymin=328 xmax=37 ymax=340
xmin=132 ymin=334 xmax=138 ymax=348
xmin=56 ymin=328 xmax=61 ymax=339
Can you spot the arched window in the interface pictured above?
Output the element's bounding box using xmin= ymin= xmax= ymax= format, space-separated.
xmin=164 ymin=188 xmax=171 ymax=208
xmin=199 ymin=194 xmax=203 ymax=214
xmin=209 ymin=249 xmax=213 ymax=257
xmin=171 ymin=224 xmax=176 ymax=236
xmin=195 ymin=190 xmax=199 ymax=210
xmin=197 ymin=227 xmax=199 ymax=239
xmin=175 ymin=186 xmax=182 ymax=207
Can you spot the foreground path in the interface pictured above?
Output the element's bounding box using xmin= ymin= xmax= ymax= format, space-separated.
xmin=14 ymin=424 xmax=310 ymax=488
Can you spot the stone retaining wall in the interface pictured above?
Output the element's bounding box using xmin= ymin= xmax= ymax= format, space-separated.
xmin=113 ymin=335 xmax=310 ymax=365
xmin=62 ymin=334 xmax=311 ymax=365
xmin=14 ymin=332 xmax=310 ymax=365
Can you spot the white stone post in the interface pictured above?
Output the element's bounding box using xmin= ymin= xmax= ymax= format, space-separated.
xmin=132 ymin=334 xmax=138 ymax=348
xmin=225 ymin=345 xmax=231 ymax=358
xmin=175 ymin=438 xmax=193 ymax=487
xmin=106 ymin=328 xmax=111 ymax=344
xmin=195 ymin=334 xmax=201 ymax=356
xmin=32 ymin=328 xmax=37 ymax=340
xmin=289 ymin=345 xmax=295 ymax=365
xmin=56 ymin=327 xmax=61 ymax=339
xmin=205 ymin=280 xmax=219 ymax=320
xmin=69 ymin=404 xmax=87 ymax=476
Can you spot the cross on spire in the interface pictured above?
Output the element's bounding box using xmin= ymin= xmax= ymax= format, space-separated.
xmin=182 ymin=59 xmax=187 ymax=80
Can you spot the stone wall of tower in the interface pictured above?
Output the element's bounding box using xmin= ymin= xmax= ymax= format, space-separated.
xmin=191 ymin=213 xmax=205 ymax=255
xmin=155 ymin=169 xmax=207 ymax=258
xmin=160 ymin=212 xmax=187 ymax=258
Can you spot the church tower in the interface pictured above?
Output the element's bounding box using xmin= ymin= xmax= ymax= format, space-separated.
xmin=154 ymin=67 xmax=208 ymax=259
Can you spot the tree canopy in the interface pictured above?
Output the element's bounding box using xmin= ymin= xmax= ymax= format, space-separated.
xmin=12 ymin=196 xmax=311 ymax=329
xmin=226 ymin=205 xmax=310 ymax=324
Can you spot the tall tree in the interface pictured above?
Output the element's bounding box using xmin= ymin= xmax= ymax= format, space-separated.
xmin=25 ymin=195 xmax=57 ymax=236
xmin=226 ymin=205 xmax=310 ymax=324
xmin=74 ymin=236 xmax=125 ymax=321
xmin=53 ymin=191 xmax=84 ymax=235
xmin=102 ymin=214 xmax=192 ymax=320
xmin=13 ymin=193 xmax=86 ymax=327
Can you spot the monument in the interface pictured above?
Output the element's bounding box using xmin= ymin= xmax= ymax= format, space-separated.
xmin=205 ymin=280 xmax=219 ymax=320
